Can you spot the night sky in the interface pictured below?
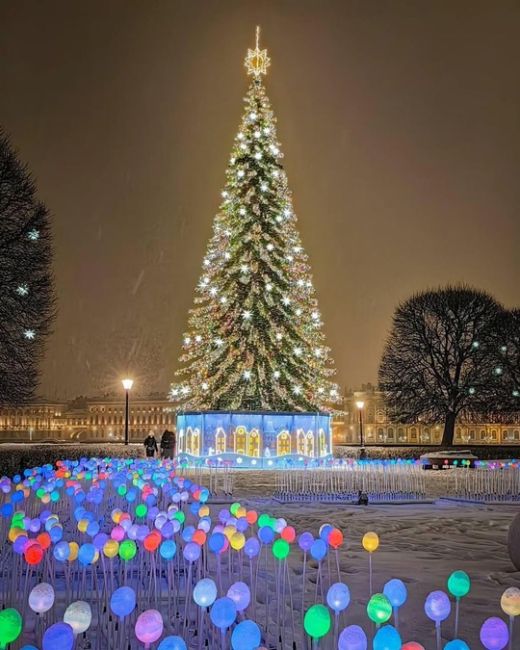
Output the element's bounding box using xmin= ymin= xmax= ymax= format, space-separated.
xmin=1 ymin=1 xmax=519 ymax=399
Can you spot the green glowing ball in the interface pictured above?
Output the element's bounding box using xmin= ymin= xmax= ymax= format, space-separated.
xmin=117 ymin=485 xmax=127 ymax=496
xmin=135 ymin=504 xmax=147 ymax=518
xmin=447 ymin=571 xmax=471 ymax=598
xmin=257 ymin=514 xmax=270 ymax=529
xmin=0 ymin=608 xmax=23 ymax=647
xmin=173 ymin=511 xmax=185 ymax=524
xmin=303 ymin=604 xmax=331 ymax=639
xmin=367 ymin=593 xmax=392 ymax=624
xmin=119 ymin=539 xmax=137 ymax=562
xmin=272 ymin=539 xmax=290 ymax=560
xmin=230 ymin=502 xmax=241 ymax=516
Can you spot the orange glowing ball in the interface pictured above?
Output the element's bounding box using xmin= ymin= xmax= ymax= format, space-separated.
xmin=192 ymin=530 xmax=207 ymax=546
xmin=281 ymin=526 xmax=296 ymax=543
xmin=24 ymin=543 xmax=44 ymax=565
xmin=37 ymin=532 xmax=51 ymax=550
xmin=328 ymin=528 xmax=344 ymax=549
xmin=246 ymin=511 xmax=258 ymax=525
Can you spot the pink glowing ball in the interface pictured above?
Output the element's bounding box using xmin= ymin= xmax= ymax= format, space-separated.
xmin=135 ymin=609 xmax=164 ymax=645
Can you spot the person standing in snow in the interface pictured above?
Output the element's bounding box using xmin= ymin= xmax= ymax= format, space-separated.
xmin=143 ymin=432 xmax=158 ymax=458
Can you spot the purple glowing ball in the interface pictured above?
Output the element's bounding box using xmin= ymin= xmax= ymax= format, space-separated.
xmin=480 ymin=617 xmax=509 ymax=650
xmin=424 ymin=590 xmax=451 ymax=623
xmin=135 ymin=609 xmax=164 ymax=645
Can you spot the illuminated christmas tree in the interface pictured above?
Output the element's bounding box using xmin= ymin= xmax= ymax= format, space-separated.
xmin=171 ymin=29 xmax=339 ymax=412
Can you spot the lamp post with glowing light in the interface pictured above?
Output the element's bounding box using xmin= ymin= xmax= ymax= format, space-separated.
xmin=122 ymin=378 xmax=133 ymax=445
xmin=356 ymin=400 xmax=366 ymax=459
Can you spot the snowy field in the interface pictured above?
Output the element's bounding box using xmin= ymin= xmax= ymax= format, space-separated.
xmin=223 ymin=471 xmax=520 ymax=648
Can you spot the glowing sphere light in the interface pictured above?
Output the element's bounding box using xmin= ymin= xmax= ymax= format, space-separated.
xmin=158 ymin=637 xmax=187 ymax=650
xmin=367 ymin=594 xmax=392 ymax=624
xmin=28 ymin=582 xmax=55 ymax=614
xmin=338 ymin=624 xmax=368 ymax=650
xmin=304 ymin=604 xmax=331 ymax=639
xmin=447 ymin=571 xmax=471 ymax=599
xmin=326 ymin=582 xmax=351 ymax=613
xmin=424 ymin=591 xmax=451 ymax=623
xmin=193 ymin=578 xmax=218 ymax=608
xmin=42 ymin=622 xmax=74 ymax=650
xmin=373 ymin=624 xmax=401 ymax=650
xmin=480 ymin=617 xmax=509 ymax=650
xmin=63 ymin=601 xmax=92 ymax=635
xmin=383 ymin=578 xmax=407 ymax=608
xmin=210 ymin=597 xmax=237 ymax=629
xmin=0 ymin=608 xmax=23 ymax=648
xmin=110 ymin=586 xmax=136 ymax=618
xmin=231 ymin=620 xmax=262 ymax=650
xmin=135 ymin=609 xmax=164 ymax=645
xmin=501 ymin=587 xmax=520 ymax=617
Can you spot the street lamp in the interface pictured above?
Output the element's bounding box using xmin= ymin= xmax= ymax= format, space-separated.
xmin=122 ymin=378 xmax=134 ymax=445
xmin=355 ymin=400 xmax=366 ymax=459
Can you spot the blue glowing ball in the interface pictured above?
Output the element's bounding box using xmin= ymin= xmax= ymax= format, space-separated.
xmin=310 ymin=538 xmax=328 ymax=561
xmin=1 ymin=503 xmax=13 ymax=517
xmin=110 ymin=586 xmax=136 ymax=618
xmin=208 ymin=532 xmax=226 ymax=554
xmin=231 ymin=620 xmax=261 ymax=650
xmin=182 ymin=525 xmax=195 ymax=542
xmin=298 ymin=531 xmax=314 ymax=552
xmin=53 ymin=540 xmax=70 ymax=562
xmin=78 ymin=543 xmax=96 ymax=565
xmin=424 ymin=590 xmax=451 ymax=623
xmin=160 ymin=540 xmax=176 ymax=561
xmin=158 ymin=636 xmax=187 ymax=650
xmin=258 ymin=526 xmax=275 ymax=544
xmin=183 ymin=541 xmax=201 ymax=563
xmin=21 ymin=646 xmax=39 ymax=650
xmin=227 ymin=581 xmax=251 ymax=612
xmin=42 ymin=622 xmax=74 ymax=650
xmin=13 ymin=535 xmax=28 ymax=555
xmin=338 ymin=624 xmax=368 ymax=650
xmin=86 ymin=521 xmax=99 ymax=537
xmin=49 ymin=525 xmax=63 ymax=543
xmin=383 ymin=579 xmax=408 ymax=608
xmin=319 ymin=523 xmax=334 ymax=542
xmin=445 ymin=641 xmax=470 ymax=650
xmin=93 ymin=533 xmax=109 ymax=550
xmin=327 ymin=582 xmax=351 ymax=613
xmin=244 ymin=537 xmax=260 ymax=559
xmin=373 ymin=624 xmax=401 ymax=650
xmin=210 ymin=597 xmax=237 ymax=629
xmin=193 ymin=578 xmax=217 ymax=608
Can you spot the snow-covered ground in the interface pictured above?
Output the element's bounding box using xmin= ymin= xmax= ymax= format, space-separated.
xmin=225 ymin=471 xmax=520 ymax=648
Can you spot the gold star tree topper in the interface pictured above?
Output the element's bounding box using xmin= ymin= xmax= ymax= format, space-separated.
xmin=245 ymin=26 xmax=270 ymax=77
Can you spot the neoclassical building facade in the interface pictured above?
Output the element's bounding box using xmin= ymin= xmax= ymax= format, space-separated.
xmin=1 ymin=386 xmax=519 ymax=446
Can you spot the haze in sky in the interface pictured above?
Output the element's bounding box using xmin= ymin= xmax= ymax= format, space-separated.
xmin=0 ymin=1 xmax=518 ymax=398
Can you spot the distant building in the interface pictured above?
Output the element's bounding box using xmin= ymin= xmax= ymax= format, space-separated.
xmin=1 ymin=386 xmax=518 ymax=445
xmin=0 ymin=395 xmax=174 ymax=442
xmin=335 ymin=383 xmax=520 ymax=446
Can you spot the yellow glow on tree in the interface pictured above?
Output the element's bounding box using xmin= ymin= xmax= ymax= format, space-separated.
xmin=170 ymin=29 xmax=340 ymax=412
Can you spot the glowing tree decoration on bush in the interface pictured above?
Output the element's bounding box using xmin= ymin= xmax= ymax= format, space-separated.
xmin=170 ymin=27 xmax=340 ymax=412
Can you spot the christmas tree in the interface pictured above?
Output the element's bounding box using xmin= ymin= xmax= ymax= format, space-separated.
xmin=171 ymin=29 xmax=339 ymax=412
xmin=0 ymin=130 xmax=55 ymax=405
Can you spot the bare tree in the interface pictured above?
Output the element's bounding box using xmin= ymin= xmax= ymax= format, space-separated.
xmin=492 ymin=309 xmax=520 ymax=412
xmin=378 ymin=286 xmax=503 ymax=446
xmin=0 ymin=130 xmax=55 ymax=405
